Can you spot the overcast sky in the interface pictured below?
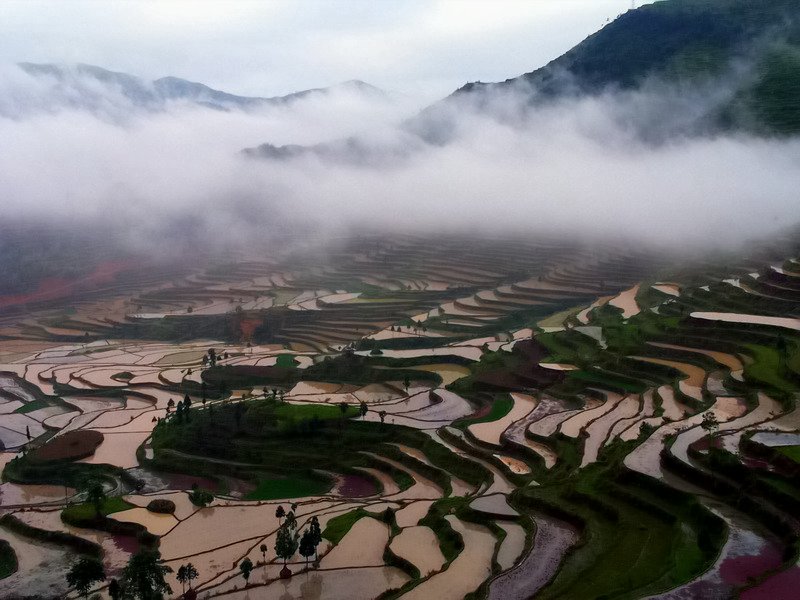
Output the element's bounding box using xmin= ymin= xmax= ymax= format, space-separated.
xmin=0 ymin=0 xmax=641 ymax=99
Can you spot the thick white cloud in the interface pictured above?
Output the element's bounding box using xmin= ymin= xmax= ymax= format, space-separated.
xmin=0 ymin=0 xmax=638 ymax=98
xmin=1 ymin=63 xmax=798 ymax=257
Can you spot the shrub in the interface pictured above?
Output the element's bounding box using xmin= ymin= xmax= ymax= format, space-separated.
xmin=146 ymin=499 xmax=176 ymax=514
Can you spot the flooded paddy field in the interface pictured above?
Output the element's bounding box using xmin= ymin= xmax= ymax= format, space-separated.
xmin=0 ymin=234 xmax=799 ymax=599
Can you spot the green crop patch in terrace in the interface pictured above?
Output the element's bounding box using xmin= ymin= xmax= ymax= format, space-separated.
xmin=274 ymin=354 xmax=299 ymax=368
xmin=62 ymin=496 xmax=133 ymax=522
xmin=742 ymin=343 xmax=797 ymax=395
xmin=525 ymin=465 xmax=724 ymax=600
xmin=13 ymin=399 xmax=49 ymax=414
xmin=455 ymin=394 xmax=513 ymax=428
xmin=148 ymin=396 xmax=475 ymax=497
xmin=777 ymin=445 xmax=800 ymax=464
xmin=245 ymin=474 xmax=331 ymax=501
xmin=322 ymin=509 xmax=370 ymax=544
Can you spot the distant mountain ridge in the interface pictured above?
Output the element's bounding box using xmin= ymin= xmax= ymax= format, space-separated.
xmin=15 ymin=62 xmax=386 ymax=114
xmin=245 ymin=0 xmax=800 ymax=162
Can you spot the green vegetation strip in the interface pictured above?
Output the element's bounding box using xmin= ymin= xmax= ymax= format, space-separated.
xmin=61 ymin=496 xmax=133 ymax=522
xmin=149 ymin=396 xmax=488 ymax=497
xmin=322 ymin=509 xmax=369 ymax=544
xmin=455 ymin=394 xmax=514 ymax=428
xmin=777 ymin=446 xmax=800 ymax=464
xmin=0 ymin=539 xmax=17 ymax=580
xmin=245 ymin=475 xmax=330 ymax=501
xmin=0 ymin=514 xmax=102 ymax=558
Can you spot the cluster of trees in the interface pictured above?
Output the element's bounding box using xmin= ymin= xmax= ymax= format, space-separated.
xmin=66 ymin=550 xmax=172 ymax=599
xmin=176 ymin=563 xmax=199 ymax=595
xmin=225 ymin=505 xmax=325 ymax=590
xmin=166 ymin=394 xmax=193 ymax=423
xmin=272 ymin=505 xmax=322 ymax=577
xmin=67 ymin=504 xmax=329 ymax=595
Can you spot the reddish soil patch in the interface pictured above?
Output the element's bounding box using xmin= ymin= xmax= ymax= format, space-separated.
xmin=474 ymin=339 xmax=565 ymax=392
xmin=740 ymin=565 xmax=800 ymax=600
xmin=238 ymin=317 xmax=263 ymax=341
xmin=337 ymin=474 xmax=378 ymax=498
xmin=690 ymin=435 xmax=723 ymax=453
xmin=467 ymin=403 xmax=492 ymax=421
xmin=742 ymin=457 xmax=773 ymax=471
xmin=720 ymin=544 xmax=783 ymax=585
xmin=0 ymin=260 xmax=137 ymax=311
xmin=30 ymin=430 xmax=104 ymax=462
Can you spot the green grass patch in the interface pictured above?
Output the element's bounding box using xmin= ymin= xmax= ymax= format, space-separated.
xmin=245 ymin=474 xmax=331 ymax=501
xmin=455 ymin=394 xmax=513 ymax=428
xmin=62 ymin=496 xmax=133 ymax=522
xmin=322 ymin=509 xmax=370 ymax=544
xmin=742 ymin=343 xmax=796 ymax=395
xmin=777 ymin=445 xmax=800 ymax=464
xmin=0 ymin=539 xmax=17 ymax=580
xmin=275 ymin=354 xmax=299 ymax=368
xmin=14 ymin=399 xmax=49 ymax=414
xmin=538 ymin=305 xmax=585 ymax=328
xmin=419 ymin=497 xmax=466 ymax=563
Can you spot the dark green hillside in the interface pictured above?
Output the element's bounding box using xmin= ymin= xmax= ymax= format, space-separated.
xmin=508 ymin=0 xmax=800 ymax=95
xmin=415 ymin=0 xmax=800 ymax=138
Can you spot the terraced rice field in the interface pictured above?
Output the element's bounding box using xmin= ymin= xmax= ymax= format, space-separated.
xmin=1 ymin=234 xmax=800 ymax=599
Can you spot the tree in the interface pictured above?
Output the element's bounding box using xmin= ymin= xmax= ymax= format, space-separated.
xmin=188 ymin=487 xmax=213 ymax=508
xmin=701 ymin=412 xmax=719 ymax=433
xmin=167 ymin=398 xmax=175 ymax=412
xmin=81 ymin=479 xmax=106 ymax=518
xmin=339 ymin=402 xmax=349 ymax=417
xmin=239 ymin=558 xmax=253 ymax=585
xmin=175 ymin=401 xmax=185 ymax=423
xmin=177 ymin=565 xmax=188 ymax=595
xmin=108 ymin=578 xmax=122 ymax=600
xmin=183 ymin=394 xmax=192 ymax=408
xmin=299 ymin=529 xmax=315 ymax=567
xmin=275 ymin=524 xmax=299 ymax=568
xmin=378 ymin=410 xmax=387 ymax=425
xmin=259 ymin=543 xmax=268 ymax=564
xmin=403 ymin=375 xmax=410 ymax=393
xmin=275 ymin=505 xmax=285 ymax=524
xmin=185 ymin=563 xmax=198 ymax=589
xmin=359 ymin=401 xmax=368 ymax=420
xmin=121 ymin=550 xmax=173 ymax=600
xmin=66 ymin=557 xmax=105 ymax=598
xmin=308 ymin=516 xmax=322 ymax=561
xmin=285 ymin=510 xmax=297 ymax=531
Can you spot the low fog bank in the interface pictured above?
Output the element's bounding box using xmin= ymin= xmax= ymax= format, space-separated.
xmin=1 ymin=61 xmax=798 ymax=260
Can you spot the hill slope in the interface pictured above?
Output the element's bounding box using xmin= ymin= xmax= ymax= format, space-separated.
xmin=411 ymin=0 xmax=800 ymax=141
